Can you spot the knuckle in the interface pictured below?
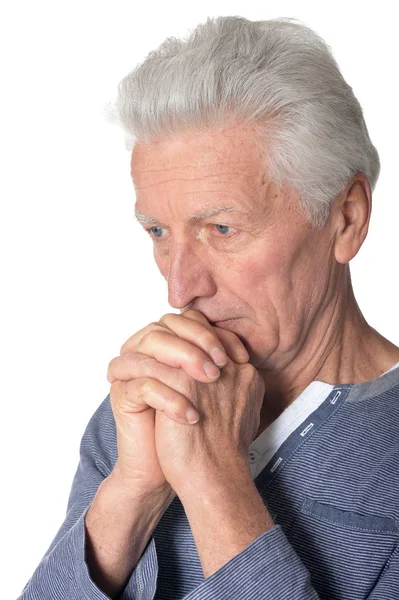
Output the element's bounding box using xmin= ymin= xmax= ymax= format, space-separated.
xmin=128 ymin=352 xmax=153 ymax=376
xmin=107 ymin=356 xmax=118 ymax=382
xmin=240 ymin=362 xmax=256 ymax=378
xmin=138 ymin=377 xmax=153 ymax=396
xmin=120 ymin=339 xmax=137 ymax=356
xmin=122 ymin=378 xmax=150 ymax=409
xmin=163 ymin=392 xmax=186 ymax=418
xmin=136 ymin=381 xmax=151 ymax=406
xmin=139 ymin=325 xmax=177 ymax=350
xmin=140 ymin=327 xmax=161 ymax=347
xmin=159 ymin=313 xmax=175 ymax=325
xmin=188 ymin=348 xmax=208 ymax=369
xmin=197 ymin=329 xmax=217 ymax=348
xmin=163 ymin=392 xmax=179 ymax=409
xmin=185 ymin=309 xmax=207 ymax=322
xmin=109 ymin=379 xmax=123 ymax=407
xmin=110 ymin=379 xmax=143 ymax=416
xmin=124 ymin=351 xmax=144 ymax=367
xmin=118 ymin=351 xmax=136 ymax=373
xmin=141 ymin=328 xmax=163 ymax=345
xmin=148 ymin=321 xmax=172 ymax=334
xmin=137 ymin=355 xmax=156 ymax=376
xmin=120 ymin=341 xmax=130 ymax=355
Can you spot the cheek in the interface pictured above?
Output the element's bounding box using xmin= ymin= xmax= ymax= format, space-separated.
xmin=225 ymin=243 xmax=323 ymax=327
xmin=229 ymin=247 xmax=292 ymax=298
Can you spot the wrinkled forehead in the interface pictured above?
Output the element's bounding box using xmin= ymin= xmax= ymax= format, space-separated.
xmin=130 ymin=124 xmax=266 ymax=190
xmin=129 ymin=124 xmax=305 ymax=226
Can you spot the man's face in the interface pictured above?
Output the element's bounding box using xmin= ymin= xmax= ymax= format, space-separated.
xmin=131 ymin=124 xmax=339 ymax=370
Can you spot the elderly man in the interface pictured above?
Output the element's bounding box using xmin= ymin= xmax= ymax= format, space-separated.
xmin=20 ymin=15 xmax=399 ymax=600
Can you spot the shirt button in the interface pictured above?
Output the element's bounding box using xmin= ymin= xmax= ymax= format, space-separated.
xmin=249 ymin=450 xmax=259 ymax=464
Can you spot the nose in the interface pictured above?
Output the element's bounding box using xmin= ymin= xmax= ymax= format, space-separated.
xmin=166 ymin=238 xmax=217 ymax=309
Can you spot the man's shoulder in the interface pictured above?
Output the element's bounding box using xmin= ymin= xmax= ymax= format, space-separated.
xmin=345 ymin=366 xmax=399 ymax=409
xmin=341 ymin=370 xmax=399 ymax=446
xmin=322 ymin=374 xmax=399 ymax=513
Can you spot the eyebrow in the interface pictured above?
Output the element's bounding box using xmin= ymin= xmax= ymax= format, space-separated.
xmin=134 ymin=211 xmax=159 ymax=226
xmin=134 ymin=205 xmax=240 ymax=225
xmin=189 ymin=206 xmax=239 ymax=220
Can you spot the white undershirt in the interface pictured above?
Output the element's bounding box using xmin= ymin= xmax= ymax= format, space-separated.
xmin=248 ymin=360 xmax=399 ymax=479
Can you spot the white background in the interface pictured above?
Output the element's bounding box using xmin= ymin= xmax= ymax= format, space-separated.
xmin=2 ymin=1 xmax=398 ymax=597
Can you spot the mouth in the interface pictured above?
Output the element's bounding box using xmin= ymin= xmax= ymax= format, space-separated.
xmin=211 ymin=318 xmax=241 ymax=328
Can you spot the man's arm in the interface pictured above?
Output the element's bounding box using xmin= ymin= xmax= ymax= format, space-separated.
xmin=18 ymin=396 xmax=162 ymax=600
xmin=177 ymin=462 xmax=273 ymax=577
xmin=84 ymin=468 xmax=173 ymax=598
xmin=176 ymin=463 xmax=321 ymax=599
xmin=184 ymin=524 xmax=321 ymax=600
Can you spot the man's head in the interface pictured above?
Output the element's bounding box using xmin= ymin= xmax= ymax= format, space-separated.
xmin=109 ymin=16 xmax=377 ymax=369
xmin=131 ymin=123 xmax=371 ymax=369
xmin=110 ymin=15 xmax=379 ymax=228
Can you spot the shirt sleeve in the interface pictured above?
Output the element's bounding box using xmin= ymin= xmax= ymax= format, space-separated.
xmin=183 ymin=525 xmax=320 ymax=600
xmin=18 ymin=395 xmax=159 ymax=600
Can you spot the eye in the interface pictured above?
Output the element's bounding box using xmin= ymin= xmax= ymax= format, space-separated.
xmin=214 ymin=224 xmax=232 ymax=234
xmin=149 ymin=226 xmax=165 ymax=238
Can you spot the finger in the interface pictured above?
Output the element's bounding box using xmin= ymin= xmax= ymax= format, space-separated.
xmin=211 ymin=327 xmax=250 ymax=364
xmin=107 ymin=352 xmax=189 ymax=395
xmin=159 ymin=312 xmax=228 ymax=367
xmin=111 ymin=377 xmax=200 ymax=424
xmin=181 ymin=309 xmax=249 ymax=364
xmin=119 ymin=322 xmax=177 ymax=355
xmin=137 ymin=329 xmax=221 ymax=382
xmin=179 ymin=309 xmax=214 ymax=326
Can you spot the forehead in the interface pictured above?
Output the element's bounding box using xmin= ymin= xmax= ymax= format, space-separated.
xmin=130 ymin=123 xmax=266 ymax=196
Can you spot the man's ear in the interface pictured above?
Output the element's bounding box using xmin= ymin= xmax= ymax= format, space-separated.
xmin=334 ymin=173 xmax=372 ymax=264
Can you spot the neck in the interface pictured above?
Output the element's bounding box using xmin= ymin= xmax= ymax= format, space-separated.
xmin=256 ymin=268 xmax=399 ymax=432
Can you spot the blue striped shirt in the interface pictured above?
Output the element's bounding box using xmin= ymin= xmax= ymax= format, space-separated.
xmin=19 ymin=368 xmax=399 ymax=599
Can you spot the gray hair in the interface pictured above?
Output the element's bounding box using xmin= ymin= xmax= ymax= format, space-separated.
xmin=106 ymin=16 xmax=380 ymax=227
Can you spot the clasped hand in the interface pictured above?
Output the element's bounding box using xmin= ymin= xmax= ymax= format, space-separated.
xmin=107 ymin=310 xmax=265 ymax=498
